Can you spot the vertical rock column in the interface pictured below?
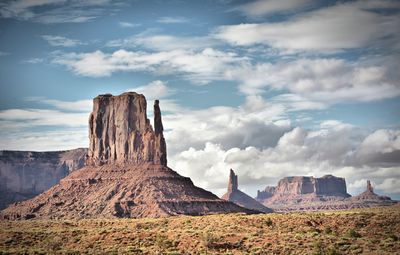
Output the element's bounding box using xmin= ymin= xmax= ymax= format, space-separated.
xmin=228 ymin=169 xmax=238 ymax=192
xmin=86 ymin=92 xmax=167 ymax=166
xmin=154 ymin=100 xmax=167 ymax=166
xmin=367 ymin=180 xmax=373 ymax=192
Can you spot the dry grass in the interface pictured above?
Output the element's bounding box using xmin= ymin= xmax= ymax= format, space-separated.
xmin=0 ymin=205 xmax=399 ymax=254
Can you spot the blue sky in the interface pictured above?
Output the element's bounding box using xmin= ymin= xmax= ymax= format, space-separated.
xmin=0 ymin=0 xmax=399 ymax=199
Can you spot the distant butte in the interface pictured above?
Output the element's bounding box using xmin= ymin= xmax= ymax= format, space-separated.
xmin=256 ymin=176 xmax=397 ymax=212
xmin=222 ymin=169 xmax=272 ymax=213
xmin=1 ymin=93 xmax=254 ymax=220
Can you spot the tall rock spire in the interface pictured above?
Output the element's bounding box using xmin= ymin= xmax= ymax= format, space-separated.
xmin=154 ymin=100 xmax=167 ymax=166
xmin=367 ymin=180 xmax=373 ymax=192
xmin=228 ymin=169 xmax=238 ymax=192
xmin=86 ymin=92 xmax=167 ymax=166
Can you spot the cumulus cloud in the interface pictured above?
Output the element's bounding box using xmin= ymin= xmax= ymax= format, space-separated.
xmin=169 ymin=124 xmax=400 ymax=197
xmin=236 ymin=0 xmax=312 ymax=17
xmin=53 ymin=45 xmax=399 ymax=104
xmin=163 ymin=95 xmax=290 ymax=155
xmin=128 ymin=80 xmax=172 ymax=100
xmin=225 ymin=57 xmax=400 ymax=102
xmin=42 ymin=35 xmax=84 ymax=47
xmin=215 ymin=1 xmax=400 ymax=52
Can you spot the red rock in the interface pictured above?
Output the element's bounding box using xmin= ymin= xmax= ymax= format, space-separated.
xmin=221 ymin=169 xmax=272 ymax=213
xmin=86 ymin=92 xmax=167 ymax=166
xmin=0 ymin=148 xmax=86 ymax=209
xmin=257 ymin=177 xmax=397 ymax=212
xmin=1 ymin=93 xmax=254 ymax=219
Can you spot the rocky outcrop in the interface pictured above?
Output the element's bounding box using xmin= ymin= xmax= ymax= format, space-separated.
xmin=257 ymin=177 xmax=397 ymax=212
xmin=0 ymin=148 xmax=86 ymax=209
xmin=222 ymin=169 xmax=272 ymax=213
xmin=256 ymin=186 xmax=275 ymax=201
xmin=270 ymin=175 xmax=350 ymax=197
xmin=1 ymin=93 xmax=254 ymax=220
xmin=86 ymin=93 xmax=167 ymax=166
xmin=352 ymin=180 xmax=393 ymax=202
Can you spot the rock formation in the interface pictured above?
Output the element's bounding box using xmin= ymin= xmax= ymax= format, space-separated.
xmin=352 ymin=180 xmax=393 ymax=202
xmin=1 ymin=93 xmax=253 ymax=220
xmin=0 ymin=148 xmax=86 ymax=209
xmin=222 ymin=169 xmax=272 ymax=213
xmin=86 ymin=93 xmax=167 ymax=166
xmin=256 ymin=186 xmax=275 ymax=201
xmin=271 ymin=175 xmax=350 ymax=197
xmin=257 ymin=176 xmax=397 ymax=212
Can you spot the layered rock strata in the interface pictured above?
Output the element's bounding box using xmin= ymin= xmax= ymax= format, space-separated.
xmin=86 ymin=93 xmax=167 ymax=166
xmin=0 ymin=148 xmax=86 ymax=209
xmin=257 ymin=176 xmax=397 ymax=212
xmin=1 ymin=93 xmax=253 ymax=220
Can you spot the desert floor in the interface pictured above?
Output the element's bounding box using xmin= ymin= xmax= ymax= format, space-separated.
xmin=0 ymin=205 xmax=399 ymax=254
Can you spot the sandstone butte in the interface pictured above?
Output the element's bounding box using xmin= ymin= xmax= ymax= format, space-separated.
xmin=0 ymin=92 xmax=256 ymax=220
xmin=221 ymin=169 xmax=272 ymax=213
xmin=256 ymin=176 xmax=397 ymax=212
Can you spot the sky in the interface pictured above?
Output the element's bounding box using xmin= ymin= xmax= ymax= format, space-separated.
xmin=0 ymin=0 xmax=399 ymax=199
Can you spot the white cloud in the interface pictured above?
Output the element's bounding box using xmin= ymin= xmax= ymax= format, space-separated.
xmin=107 ymin=34 xmax=216 ymax=51
xmin=118 ymin=21 xmax=139 ymax=28
xmin=360 ymin=130 xmax=400 ymax=154
xmin=22 ymin=58 xmax=44 ymax=64
xmin=169 ymin=125 xmax=400 ymax=197
xmin=42 ymin=35 xmax=83 ymax=47
xmin=0 ymin=0 xmax=119 ymax=24
xmin=0 ymin=109 xmax=88 ymax=128
xmin=157 ymin=16 xmax=190 ymax=24
xmin=0 ymin=128 xmax=88 ymax=151
xmin=376 ymin=178 xmax=400 ymax=194
xmin=54 ymin=47 xmax=400 ymax=104
xmin=236 ymin=0 xmax=312 ymax=17
xmin=215 ymin=1 xmax=400 ymax=52
xmin=53 ymin=48 xmax=247 ymax=84
xmin=38 ymin=99 xmax=93 ymax=112
xmin=0 ymin=51 xmax=10 ymax=56
xmin=226 ymin=57 xmax=400 ymax=103
xmin=128 ymin=80 xmax=172 ymax=100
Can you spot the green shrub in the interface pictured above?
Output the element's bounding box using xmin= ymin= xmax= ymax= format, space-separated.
xmin=324 ymin=227 xmax=333 ymax=235
xmin=347 ymin=229 xmax=361 ymax=238
xmin=265 ymin=218 xmax=273 ymax=227
xmin=202 ymin=232 xmax=218 ymax=249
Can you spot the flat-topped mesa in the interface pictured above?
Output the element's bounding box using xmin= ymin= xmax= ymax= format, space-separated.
xmin=86 ymin=92 xmax=167 ymax=166
xmin=261 ymin=175 xmax=350 ymax=198
xmin=228 ymin=169 xmax=238 ymax=192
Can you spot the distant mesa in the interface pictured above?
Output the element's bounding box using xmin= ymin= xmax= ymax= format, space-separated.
xmin=257 ymin=175 xmax=350 ymax=203
xmin=0 ymin=148 xmax=86 ymax=210
xmin=257 ymin=176 xmax=397 ymax=212
xmin=1 ymin=92 xmax=253 ymax=220
xmin=221 ymin=169 xmax=272 ymax=213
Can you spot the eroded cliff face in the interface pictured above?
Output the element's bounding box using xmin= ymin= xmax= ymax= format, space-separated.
xmin=1 ymin=93 xmax=254 ymax=220
xmin=0 ymin=148 xmax=86 ymax=209
xmin=266 ymin=175 xmax=350 ymax=197
xmin=86 ymin=93 xmax=167 ymax=166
